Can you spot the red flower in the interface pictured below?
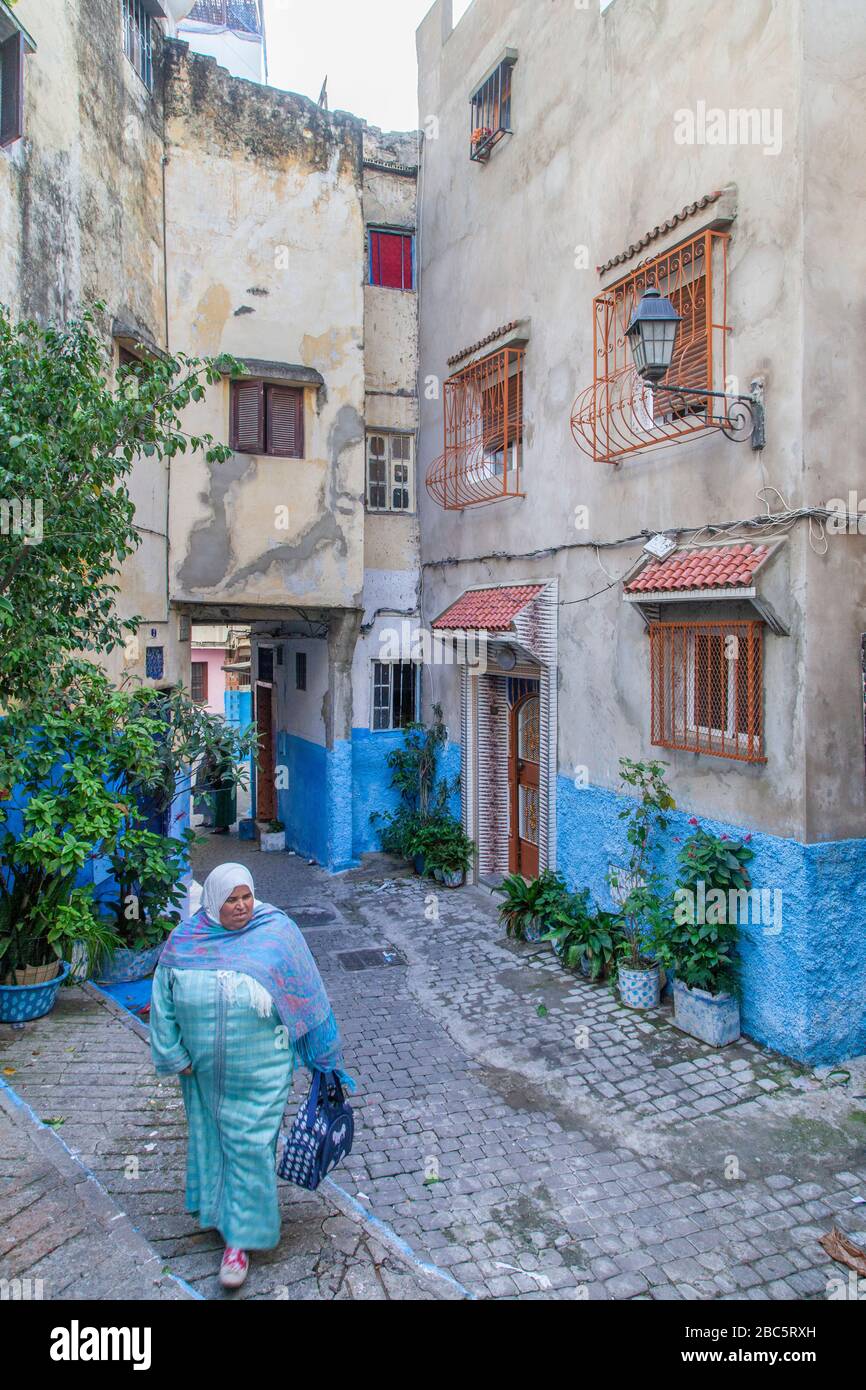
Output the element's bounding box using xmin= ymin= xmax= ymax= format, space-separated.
xmin=721 ymin=834 xmax=728 ymax=841
xmin=688 ymin=817 xmax=698 ymax=826
xmin=744 ymin=834 xmax=752 ymax=843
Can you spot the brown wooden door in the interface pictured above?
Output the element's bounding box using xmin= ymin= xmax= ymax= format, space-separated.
xmin=255 ymin=681 xmax=276 ymax=822
xmin=508 ymin=693 xmax=540 ymax=878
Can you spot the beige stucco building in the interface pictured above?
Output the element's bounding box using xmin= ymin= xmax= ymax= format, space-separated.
xmin=415 ymin=0 xmax=866 ymax=1062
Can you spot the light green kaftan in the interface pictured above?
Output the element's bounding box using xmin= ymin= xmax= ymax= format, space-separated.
xmin=150 ymin=964 xmax=295 ymax=1250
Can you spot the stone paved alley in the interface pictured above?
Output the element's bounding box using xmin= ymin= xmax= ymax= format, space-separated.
xmin=2 ymin=843 xmax=866 ymax=1301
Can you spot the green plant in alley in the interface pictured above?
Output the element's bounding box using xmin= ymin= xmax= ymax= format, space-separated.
xmin=496 ymin=868 xmax=571 ymax=940
xmin=420 ymin=817 xmax=476 ymax=877
xmin=0 ymin=667 xmax=256 ymax=977
xmin=0 ymin=304 xmax=242 ymax=705
xmin=608 ymin=757 xmax=676 ymax=972
xmin=659 ymin=823 xmax=755 ymax=996
xmin=371 ymin=704 xmax=460 ymax=857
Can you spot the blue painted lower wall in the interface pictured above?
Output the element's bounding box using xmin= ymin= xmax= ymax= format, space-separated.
xmin=351 ymin=731 xmax=462 ymax=858
xmin=556 ymin=777 xmax=866 ymax=1066
xmin=276 ymin=732 xmax=328 ymax=867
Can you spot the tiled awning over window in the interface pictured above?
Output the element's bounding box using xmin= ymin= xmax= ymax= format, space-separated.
xmin=431 ymin=584 xmax=543 ymax=632
xmin=625 ymin=543 xmax=770 ymax=597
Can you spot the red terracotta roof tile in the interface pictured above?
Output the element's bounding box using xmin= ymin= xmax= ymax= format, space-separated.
xmin=624 ymin=544 xmax=769 ymax=595
xmin=431 ymin=585 xmax=544 ymax=631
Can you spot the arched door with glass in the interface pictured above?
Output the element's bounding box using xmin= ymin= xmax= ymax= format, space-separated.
xmin=509 ymin=693 xmax=540 ymax=877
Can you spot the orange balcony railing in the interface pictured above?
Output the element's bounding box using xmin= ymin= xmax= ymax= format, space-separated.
xmin=426 ymin=347 xmax=525 ymax=509
xmin=571 ymin=229 xmax=730 ymax=464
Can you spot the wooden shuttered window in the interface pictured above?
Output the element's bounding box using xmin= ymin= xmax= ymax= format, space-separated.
xmin=0 ymin=32 xmax=25 ymax=148
xmin=231 ymin=380 xmax=264 ymax=453
xmin=230 ymin=380 xmax=304 ymax=457
xmin=191 ymin=661 xmax=208 ymax=704
xmin=267 ymin=385 xmax=304 ymax=458
xmin=369 ymin=230 xmax=414 ymax=290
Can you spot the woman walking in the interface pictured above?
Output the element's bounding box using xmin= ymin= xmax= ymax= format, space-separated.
xmin=150 ymin=863 xmax=354 ymax=1290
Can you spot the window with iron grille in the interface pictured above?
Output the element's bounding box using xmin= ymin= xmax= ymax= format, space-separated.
xmin=470 ymin=52 xmax=516 ymax=162
xmin=145 ymin=645 xmax=164 ymax=680
xmin=0 ymin=25 xmax=25 ymax=149
xmin=295 ymin=651 xmax=307 ymax=691
xmin=122 ymin=0 xmax=154 ymax=91
xmin=230 ymin=380 xmax=304 ymax=458
xmin=425 ymin=345 xmax=525 ymax=509
xmin=571 ymin=228 xmax=730 ymax=464
xmin=366 ymin=432 xmax=413 ymax=512
xmin=368 ymin=229 xmax=414 ymax=290
xmin=649 ymin=620 xmax=764 ymax=763
xmin=371 ymin=661 xmax=419 ymax=732
xmin=191 ymin=661 xmax=208 ymax=703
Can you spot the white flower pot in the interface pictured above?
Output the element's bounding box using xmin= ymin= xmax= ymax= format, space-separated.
xmin=673 ymin=979 xmax=741 ymax=1046
xmin=618 ymin=963 xmax=660 ymax=1009
xmin=260 ymin=830 xmax=285 ymax=853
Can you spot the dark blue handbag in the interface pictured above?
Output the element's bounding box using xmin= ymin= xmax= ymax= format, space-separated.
xmin=278 ymin=1070 xmax=354 ymax=1190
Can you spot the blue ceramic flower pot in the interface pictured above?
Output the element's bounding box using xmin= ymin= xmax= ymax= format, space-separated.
xmin=618 ymin=964 xmax=660 ymax=1009
xmin=673 ymin=979 xmax=741 ymax=1046
xmin=0 ymin=960 xmax=71 ymax=1023
xmin=96 ymin=941 xmax=164 ymax=985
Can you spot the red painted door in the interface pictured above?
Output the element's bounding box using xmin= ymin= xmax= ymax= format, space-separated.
xmin=508 ymin=693 xmax=540 ymax=878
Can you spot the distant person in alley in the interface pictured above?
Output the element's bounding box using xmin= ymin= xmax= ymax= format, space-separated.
xmin=149 ymin=863 xmax=355 ymax=1291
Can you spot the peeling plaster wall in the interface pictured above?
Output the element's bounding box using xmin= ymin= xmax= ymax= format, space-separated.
xmin=165 ymin=43 xmax=367 ymax=612
xmin=0 ymin=0 xmax=185 ymax=690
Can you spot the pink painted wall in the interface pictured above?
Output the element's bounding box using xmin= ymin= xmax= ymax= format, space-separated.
xmin=192 ymin=647 xmax=227 ymax=716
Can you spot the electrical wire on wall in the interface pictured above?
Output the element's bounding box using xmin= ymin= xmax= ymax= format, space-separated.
xmin=420 ymin=488 xmax=843 ymax=610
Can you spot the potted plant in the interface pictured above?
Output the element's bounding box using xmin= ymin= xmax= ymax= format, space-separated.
xmin=495 ymin=869 xmax=569 ymax=941
xmin=544 ymin=898 xmax=619 ymax=981
xmin=370 ymin=706 xmax=461 ymax=866
xmin=407 ymin=816 xmax=448 ymax=876
xmin=608 ymin=758 xmax=676 ymax=1009
xmin=97 ymin=827 xmax=194 ymax=983
xmin=660 ymin=823 xmax=755 ymax=1045
xmin=260 ymin=819 xmax=286 ymax=853
xmin=423 ymin=817 xmax=476 ymax=887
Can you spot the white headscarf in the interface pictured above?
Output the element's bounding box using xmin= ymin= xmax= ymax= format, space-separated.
xmin=201 ymin=863 xmax=258 ymax=926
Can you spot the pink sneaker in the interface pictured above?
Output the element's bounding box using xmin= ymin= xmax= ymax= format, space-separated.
xmin=219 ymin=1246 xmax=250 ymax=1289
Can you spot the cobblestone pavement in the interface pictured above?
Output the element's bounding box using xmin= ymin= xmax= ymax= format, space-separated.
xmin=3 ymin=839 xmax=866 ymax=1301
xmin=0 ymin=1083 xmax=192 ymax=1300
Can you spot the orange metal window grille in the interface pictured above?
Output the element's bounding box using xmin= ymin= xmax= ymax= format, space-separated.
xmin=571 ymin=229 xmax=729 ymax=464
xmin=649 ymin=620 xmax=765 ymax=763
xmin=426 ymin=347 xmax=524 ymax=509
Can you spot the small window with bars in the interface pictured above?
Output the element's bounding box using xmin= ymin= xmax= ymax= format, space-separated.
xmin=191 ymin=661 xmax=208 ymax=704
xmin=368 ymin=229 xmax=414 ymax=290
xmin=295 ymin=651 xmax=307 ymax=691
xmin=371 ymin=661 xmax=419 ymax=732
xmin=650 ymin=620 xmax=765 ymax=763
xmin=230 ymin=380 xmax=305 ymax=458
xmin=366 ymin=433 xmax=413 ymax=512
xmin=470 ymin=53 xmax=516 ymax=162
xmin=122 ymin=0 xmax=154 ymax=92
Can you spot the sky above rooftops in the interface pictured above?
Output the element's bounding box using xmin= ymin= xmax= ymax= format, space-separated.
xmin=264 ymin=0 xmax=474 ymax=131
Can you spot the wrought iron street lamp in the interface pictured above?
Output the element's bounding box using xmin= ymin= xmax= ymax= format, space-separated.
xmin=626 ymin=287 xmax=765 ymax=449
